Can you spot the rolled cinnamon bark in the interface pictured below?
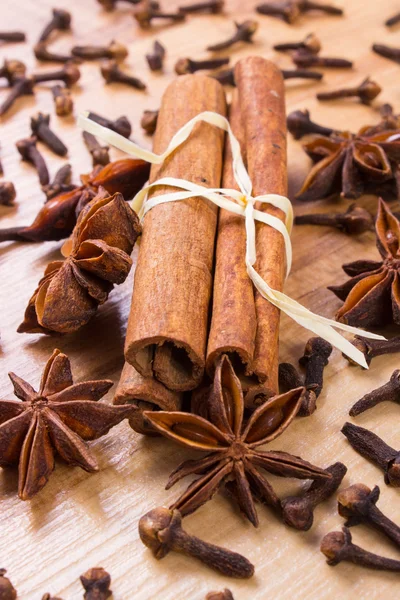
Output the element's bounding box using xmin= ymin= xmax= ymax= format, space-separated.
xmin=124 ymin=75 xmax=227 ymax=391
xmin=206 ymin=57 xmax=287 ymax=400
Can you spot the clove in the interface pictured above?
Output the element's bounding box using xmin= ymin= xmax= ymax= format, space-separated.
xmin=257 ymin=1 xmax=343 ymax=23
xmin=31 ymin=112 xmax=68 ymax=156
xmin=0 ymin=182 xmax=17 ymax=206
xmin=372 ymin=44 xmax=400 ymax=64
xmin=101 ymin=59 xmax=146 ymax=90
xmin=385 ymin=12 xmax=400 ymax=27
xmin=141 ymin=109 xmax=159 ymax=135
xmin=38 ymin=9 xmax=71 ymax=43
xmin=0 ymin=77 xmax=34 ymax=116
xmin=51 ymin=85 xmax=73 ymax=116
xmin=72 ymin=40 xmax=128 ymax=62
xmin=32 ymin=63 xmax=81 ymax=86
xmin=281 ymin=68 xmax=323 ymax=80
xmin=287 ymin=109 xmax=334 ymax=139
xmin=87 ymin=111 xmax=132 ymax=138
xmin=42 ymin=164 xmax=75 ymax=200
xmin=97 ymin=0 xmax=159 ymax=9
xmin=0 ymin=59 xmax=27 ymax=84
xmin=146 ymin=40 xmax=166 ymax=71
xmin=34 ymin=41 xmax=77 ymax=64
xmin=139 ymin=507 xmax=254 ymax=578
xmin=207 ymin=20 xmax=258 ymax=51
xmin=0 ymin=569 xmax=17 ymax=600
xmin=338 ymin=483 xmax=400 ymax=547
xmin=133 ymin=1 xmax=186 ymax=29
xmin=345 ymin=335 xmax=400 ymax=368
xmin=299 ymin=336 xmax=332 ymax=403
xmin=293 ymin=50 xmax=353 ymax=69
xmin=175 ymin=56 xmax=229 ymax=75
xmin=321 ymin=526 xmax=400 ymax=571
xmin=274 ymin=33 xmax=321 ymax=54
xmin=83 ymin=131 xmax=110 ymax=166
xmin=278 ymin=362 xmax=317 ymax=416
xmin=349 ymin=370 xmax=400 ymax=416
xmin=16 ymin=136 xmax=50 ymax=185
xmin=317 ymin=77 xmax=381 ymax=105
xmin=282 ymin=462 xmax=347 ymax=531
xmin=179 ymin=1 xmax=224 ymax=13
xmin=342 ymin=422 xmax=400 ymax=487
xmin=295 ymin=204 xmax=374 ymax=234
xmin=0 ymin=31 xmax=26 ymax=43
xmin=42 ymin=595 xmax=63 ymax=600
xmin=80 ymin=567 xmax=112 ymax=600
xmin=212 ymin=68 xmax=235 ymax=86
xmin=206 ymin=591 xmax=234 ymax=600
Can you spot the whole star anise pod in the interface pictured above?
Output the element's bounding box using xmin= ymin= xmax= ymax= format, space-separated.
xmin=329 ymin=199 xmax=400 ymax=328
xmin=296 ymin=126 xmax=400 ymax=202
xmin=145 ymin=355 xmax=331 ymax=527
xmin=0 ymin=349 xmax=133 ymax=500
xmin=18 ymin=188 xmax=141 ymax=334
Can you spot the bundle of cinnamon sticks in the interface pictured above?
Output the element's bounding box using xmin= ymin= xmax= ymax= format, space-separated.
xmin=115 ymin=57 xmax=288 ymax=432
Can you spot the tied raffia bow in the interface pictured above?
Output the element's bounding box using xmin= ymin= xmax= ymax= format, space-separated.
xmin=79 ymin=110 xmax=385 ymax=368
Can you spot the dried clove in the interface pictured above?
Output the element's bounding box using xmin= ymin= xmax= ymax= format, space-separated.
xmin=51 ymin=84 xmax=73 ymax=116
xmin=385 ymin=12 xmax=400 ymax=27
xmin=349 ymin=370 xmax=400 ymax=416
xmin=0 ymin=182 xmax=17 ymax=206
xmin=295 ymin=204 xmax=374 ymax=234
xmin=206 ymin=591 xmax=234 ymax=600
xmin=257 ymin=0 xmax=343 ymax=23
xmin=80 ymin=567 xmax=112 ymax=600
xmin=97 ymin=0 xmax=159 ymax=9
xmin=321 ymin=526 xmax=400 ymax=570
xmin=299 ymin=337 xmax=332 ymax=403
xmin=72 ymin=40 xmax=128 ymax=62
xmin=0 ymin=31 xmax=26 ymax=43
xmin=287 ymin=109 xmax=334 ymax=139
xmin=293 ymin=50 xmax=353 ymax=69
xmin=0 ymin=59 xmax=27 ymax=84
xmin=139 ymin=507 xmax=254 ymax=578
xmin=175 ymin=56 xmax=229 ymax=75
xmin=0 ymin=77 xmax=34 ymax=116
xmin=274 ymin=33 xmax=321 ymax=54
xmin=372 ymin=43 xmax=400 ymax=64
xmin=207 ymin=20 xmax=258 ymax=51
xmin=141 ymin=109 xmax=159 ymax=134
xmin=0 ymin=569 xmax=17 ymax=600
xmin=34 ymin=41 xmax=77 ymax=63
xmin=179 ymin=1 xmax=224 ymax=13
xmin=345 ymin=335 xmax=400 ymax=368
xmin=317 ymin=77 xmax=381 ymax=105
xmin=83 ymin=131 xmax=110 ymax=166
xmin=282 ymin=462 xmax=347 ymax=530
xmin=212 ymin=68 xmax=235 ymax=86
xmin=282 ymin=68 xmax=323 ymax=80
xmin=42 ymin=594 xmax=64 ymax=600
xmin=133 ymin=1 xmax=186 ymax=29
xmin=342 ymin=422 xmax=400 ymax=487
xmin=146 ymin=40 xmax=166 ymax=71
xmin=278 ymin=362 xmax=317 ymax=416
xmin=338 ymin=483 xmax=400 ymax=547
xmin=32 ymin=63 xmax=81 ymax=86
xmin=42 ymin=164 xmax=75 ymax=200
xmin=101 ymin=59 xmax=146 ymax=90
xmin=38 ymin=9 xmax=71 ymax=43
xmin=16 ymin=136 xmax=49 ymax=185
xmin=31 ymin=112 xmax=68 ymax=156
xmin=87 ymin=111 xmax=132 ymax=138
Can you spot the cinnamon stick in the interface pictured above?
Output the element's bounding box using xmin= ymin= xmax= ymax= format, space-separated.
xmin=124 ymin=75 xmax=227 ymax=391
xmin=207 ymin=57 xmax=287 ymax=399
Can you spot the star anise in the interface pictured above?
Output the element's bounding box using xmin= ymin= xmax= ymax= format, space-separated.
xmin=0 ymin=349 xmax=133 ymax=500
xmin=18 ymin=188 xmax=141 ymax=334
xmin=145 ymin=355 xmax=331 ymax=527
xmin=329 ymin=199 xmax=400 ymax=328
xmin=296 ymin=126 xmax=400 ymax=202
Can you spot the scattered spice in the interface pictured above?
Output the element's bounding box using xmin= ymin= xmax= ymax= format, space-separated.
xmin=98 ymin=0 xmax=159 ymax=9
xmin=133 ymin=1 xmax=186 ymax=29
xmin=72 ymin=40 xmax=128 ymax=62
xmin=31 ymin=112 xmax=68 ymax=156
xmin=179 ymin=1 xmax=224 ymax=13
xmin=0 ymin=77 xmax=34 ymax=116
xmin=146 ymin=40 xmax=166 ymax=71
xmin=101 ymin=59 xmax=146 ymax=90
xmin=206 ymin=20 xmax=258 ymax=51
xmin=52 ymin=85 xmax=73 ymax=116
xmin=80 ymin=567 xmax=112 ymax=600
xmin=211 ymin=68 xmax=235 ymax=86
xmin=175 ymin=57 xmax=229 ymax=75
xmin=140 ymin=109 xmax=159 ymax=135
xmin=342 ymin=422 xmax=400 ymax=487
xmin=38 ymin=9 xmax=71 ymax=43
xmin=282 ymin=462 xmax=347 ymax=530
xmin=87 ymin=111 xmax=132 ymax=138
xmin=0 ymin=349 xmax=133 ymax=500
xmin=256 ymin=1 xmax=343 ymax=23
xmin=206 ymin=591 xmax=234 ymax=600
xmin=0 ymin=31 xmax=26 ymax=43
xmin=321 ymin=526 xmax=400 ymax=571
xmin=0 ymin=58 xmax=27 ymax=84
xmin=295 ymin=204 xmax=374 ymax=234
xmin=349 ymin=370 xmax=400 ymax=416
xmin=83 ymin=131 xmax=110 ymax=167
xmin=385 ymin=12 xmax=400 ymax=27
xmin=372 ymin=44 xmax=400 ymax=64
xmin=281 ymin=68 xmax=323 ymax=80
xmin=287 ymin=109 xmax=334 ymax=139
xmin=345 ymin=335 xmax=400 ymax=367
xmin=0 ymin=569 xmax=17 ymax=600
xmin=32 ymin=63 xmax=81 ymax=86
xmin=16 ymin=136 xmax=50 ymax=185
xmin=42 ymin=595 xmax=63 ymax=600
xmin=274 ymin=33 xmax=321 ymax=54
xmin=0 ymin=182 xmax=16 ymax=206
xmin=139 ymin=506 xmax=254 ymax=578
xmin=338 ymin=483 xmax=400 ymax=547
xmin=145 ymin=355 xmax=330 ymax=527
xmin=317 ymin=77 xmax=381 ymax=104
xmin=329 ymin=200 xmax=400 ymax=328
xmin=34 ymin=41 xmax=77 ymax=64
xmin=42 ymin=163 xmax=75 ymax=201
xmin=292 ymin=50 xmax=353 ymax=69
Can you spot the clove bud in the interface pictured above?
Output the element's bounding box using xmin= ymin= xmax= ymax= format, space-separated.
xmin=257 ymin=0 xmax=343 ymax=23
xmin=42 ymin=164 xmax=75 ymax=200
xmin=345 ymin=335 xmax=400 ymax=367
xmin=349 ymin=370 xmax=400 ymax=416
xmin=72 ymin=40 xmax=128 ymax=62
xmin=207 ymin=20 xmax=258 ymax=51
xmin=295 ymin=204 xmax=374 ymax=234
xmin=32 ymin=63 xmax=81 ymax=86
xmin=0 ymin=182 xmax=17 ymax=206
xmin=281 ymin=68 xmax=323 ymax=80
xmin=0 ymin=77 xmax=34 ymax=116
xmin=80 ymin=567 xmax=112 ymax=600
xmin=31 ymin=112 xmax=68 ymax=156
xmin=317 ymin=77 xmax=381 ymax=105
xmin=146 ymin=40 xmax=166 ymax=71
xmin=0 ymin=59 xmax=27 ymax=84
xmin=0 ymin=569 xmax=17 ymax=600
xmin=372 ymin=43 xmax=400 ymax=64
xmin=179 ymin=1 xmax=224 ymax=13
xmin=293 ymin=50 xmax=352 ymax=69
xmin=175 ymin=57 xmax=229 ymax=75
xmin=287 ymin=109 xmax=334 ymax=139
xmin=274 ymin=32 xmax=321 ymax=54
xmin=16 ymin=136 xmax=49 ymax=185
xmin=101 ymin=59 xmax=146 ymax=90
xmin=51 ymin=85 xmax=73 ymax=116
xmin=385 ymin=12 xmax=400 ymax=27
xmin=87 ymin=111 xmax=132 ymax=138
xmin=0 ymin=31 xmax=26 ymax=43
xmin=38 ymin=9 xmax=72 ymax=43
xmin=205 ymin=591 xmax=234 ymax=600
xmin=133 ymin=1 xmax=186 ymax=29
xmin=83 ymin=131 xmax=110 ymax=167
xmin=34 ymin=41 xmax=77 ymax=64
xmin=141 ymin=109 xmax=159 ymax=135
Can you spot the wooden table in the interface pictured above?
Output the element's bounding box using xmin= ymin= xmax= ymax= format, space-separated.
xmin=1 ymin=1 xmax=400 ymax=598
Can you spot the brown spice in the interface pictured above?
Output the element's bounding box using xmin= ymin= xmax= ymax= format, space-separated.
xmin=101 ymin=59 xmax=146 ymax=90
xmin=207 ymin=20 xmax=258 ymax=51
xmin=0 ymin=182 xmax=16 ymax=206
xmin=345 ymin=335 xmax=400 ymax=367
xmin=133 ymin=1 xmax=185 ymax=28
xmin=38 ymin=9 xmax=71 ymax=43
xmin=0 ymin=77 xmax=34 ymax=116
xmin=146 ymin=40 xmax=166 ymax=71
xmin=42 ymin=164 xmax=75 ymax=201
xmin=373 ymin=44 xmax=400 ymax=64
xmin=0 ymin=569 xmax=17 ymax=600
xmin=295 ymin=204 xmax=374 ymax=234
xmin=0 ymin=58 xmax=26 ymax=84
xmin=274 ymin=33 xmax=321 ymax=54
xmin=80 ymin=567 xmax=112 ymax=600
xmin=349 ymin=370 xmax=400 ymax=416
xmin=87 ymin=111 xmax=132 ymax=138
xmin=0 ymin=31 xmax=26 ymax=43
xmin=82 ymin=131 xmax=110 ymax=167
xmin=72 ymin=40 xmax=128 ymax=62
xmin=175 ymin=57 xmax=229 ymax=75
xmin=34 ymin=41 xmax=77 ymax=64
xmin=16 ymin=136 xmax=49 ymax=185
xmin=179 ymin=1 xmax=224 ymax=13
xmin=31 ymin=112 xmax=68 ymax=156
xmin=256 ymin=0 xmax=343 ymax=23
xmin=287 ymin=109 xmax=334 ymax=139
xmin=140 ymin=109 xmax=159 ymax=135
xmin=292 ymin=50 xmax=353 ymax=69
xmin=51 ymin=85 xmax=73 ymax=116
xmin=32 ymin=64 xmax=81 ymax=86
xmin=206 ymin=591 xmax=234 ymax=600
xmin=316 ymin=77 xmax=381 ymax=104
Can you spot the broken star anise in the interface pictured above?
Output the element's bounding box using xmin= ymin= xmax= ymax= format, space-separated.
xmin=145 ymin=355 xmax=331 ymax=527
xmin=296 ymin=126 xmax=400 ymax=202
xmin=0 ymin=349 xmax=133 ymax=500
xmin=329 ymin=199 xmax=400 ymax=328
xmin=18 ymin=188 xmax=141 ymax=334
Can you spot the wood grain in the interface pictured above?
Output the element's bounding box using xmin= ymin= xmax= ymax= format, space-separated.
xmin=1 ymin=1 xmax=400 ymax=598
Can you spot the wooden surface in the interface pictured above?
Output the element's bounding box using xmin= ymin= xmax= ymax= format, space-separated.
xmin=1 ymin=1 xmax=400 ymax=598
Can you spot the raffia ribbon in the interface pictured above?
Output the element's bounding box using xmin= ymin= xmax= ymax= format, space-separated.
xmin=79 ymin=110 xmax=385 ymax=368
